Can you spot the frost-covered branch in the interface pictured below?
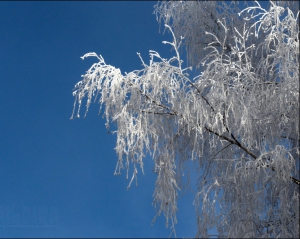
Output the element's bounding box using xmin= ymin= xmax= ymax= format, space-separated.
xmin=71 ymin=1 xmax=299 ymax=238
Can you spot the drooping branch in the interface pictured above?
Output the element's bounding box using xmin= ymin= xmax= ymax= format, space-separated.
xmin=72 ymin=2 xmax=299 ymax=236
xmin=204 ymin=125 xmax=300 ymax=186
xmin=135 ymin=80 xmax=300 ymax=186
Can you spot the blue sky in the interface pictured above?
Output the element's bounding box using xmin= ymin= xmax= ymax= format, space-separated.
xmin=0 ymin=1 xmax=272 ymax=238
xmin=0 ymin=1 xmax=197 ymax=237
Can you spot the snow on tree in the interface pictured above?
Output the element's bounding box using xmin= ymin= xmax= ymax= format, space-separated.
xmin=71 ymin=1 xmax=299 ymax=238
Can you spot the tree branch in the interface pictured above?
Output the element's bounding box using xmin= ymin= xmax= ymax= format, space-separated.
xmin=280 ymin=135 xmax=300 ymax=142
xmin=204 ymin=126 xmax=257 ymax=159
xmin=204 ymin=126 xmax=300 ymax=186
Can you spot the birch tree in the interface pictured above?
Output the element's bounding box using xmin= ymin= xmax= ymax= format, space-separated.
xmin=71 ymin=1 xmax=299 ymax=238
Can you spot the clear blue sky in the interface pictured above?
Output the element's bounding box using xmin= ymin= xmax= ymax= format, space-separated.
xmin=0 ymin=1 xmax=270 ymax=238
xmin=0 ymin=1 xmax=197 ymax=237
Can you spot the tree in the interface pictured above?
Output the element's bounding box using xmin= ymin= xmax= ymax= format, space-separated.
xmin=71 ymin=1 xmax=299 ymax=238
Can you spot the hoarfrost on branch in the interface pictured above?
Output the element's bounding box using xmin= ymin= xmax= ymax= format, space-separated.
xmin=71 ymin=1 xmax=299 ymax=238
